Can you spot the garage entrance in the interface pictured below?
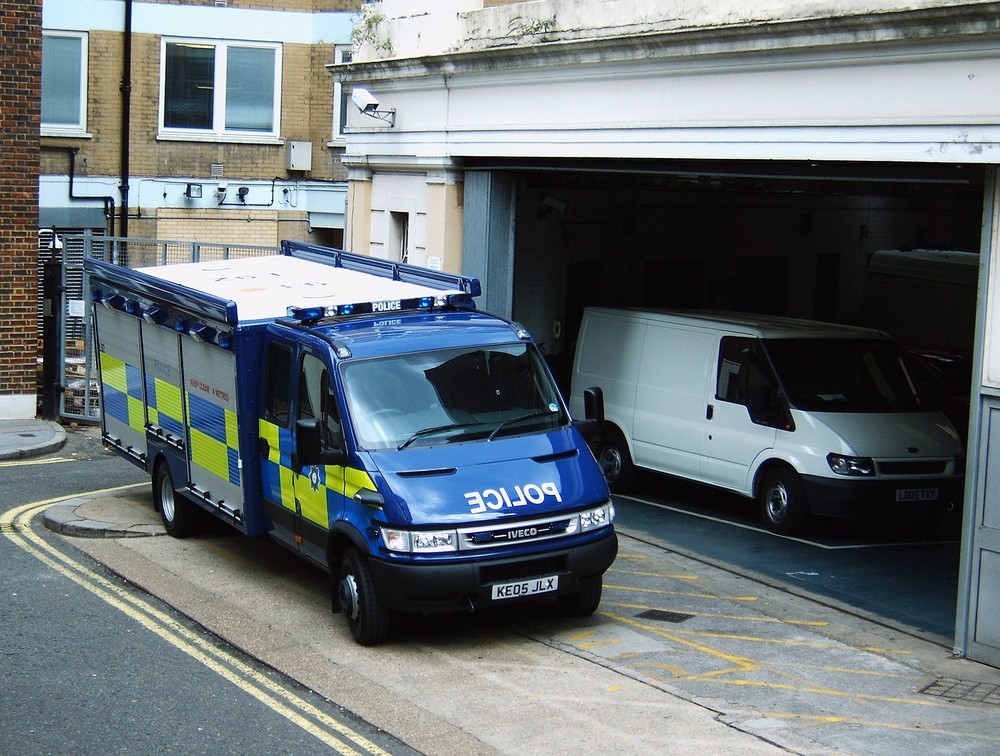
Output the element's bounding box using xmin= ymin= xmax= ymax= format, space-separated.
xmin=475 ymin=158 xmax=987 ymax=647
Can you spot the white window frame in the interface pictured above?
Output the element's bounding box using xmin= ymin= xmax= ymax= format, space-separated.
xmin=41 ymin=30 xmax=89 ymax=137
xmin=158 ymin=37 xmax=283 ymax=144
xmin=330 ymin=46 xmax=353 ymax=145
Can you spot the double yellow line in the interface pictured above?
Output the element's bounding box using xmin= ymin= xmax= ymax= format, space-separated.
xmin=2 ymin=488 xmax=393 ymax=756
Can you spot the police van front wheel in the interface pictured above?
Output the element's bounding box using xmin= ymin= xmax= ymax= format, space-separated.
xmin=338 ymin=548 xmax=389 ymax=646
xmin=154 ymin=461 xmax=197 ymax=538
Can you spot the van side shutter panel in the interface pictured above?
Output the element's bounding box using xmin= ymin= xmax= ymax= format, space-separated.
xmin=94 ymin=306 xmax=147 ymax=459
xmin=181 ymin=337 xmax=244 ymax=518
xmin=141 ymin=321 xmax=186 ymax=445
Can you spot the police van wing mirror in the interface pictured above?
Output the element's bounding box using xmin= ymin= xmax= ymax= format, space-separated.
xmin=575 ymin=386 xmax=605 ymax=440
xmin=295 ymin=418 xmax=346 ymax=468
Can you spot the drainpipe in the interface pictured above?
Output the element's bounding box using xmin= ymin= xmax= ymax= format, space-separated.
xmin=119 ymin=0 xmax=133 ymax=237
xmin=41 ymin=146 xmax=116 ymax=236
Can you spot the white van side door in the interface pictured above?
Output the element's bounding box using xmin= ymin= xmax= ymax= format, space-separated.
xmin=702 ymin=336 xmax=781 ymax=495
xmin=633 ymin=323 xmax=716 ymax=481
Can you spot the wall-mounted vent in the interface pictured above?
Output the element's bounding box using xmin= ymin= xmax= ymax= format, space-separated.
xmin=210 ymin=163 xmax=224 ymax=178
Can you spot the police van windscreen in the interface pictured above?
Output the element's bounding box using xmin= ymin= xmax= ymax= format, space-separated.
xmin=341 ymin=344 xmax=567 ymax=450
xmin=762 ymin=338 xmax=934 ymax=413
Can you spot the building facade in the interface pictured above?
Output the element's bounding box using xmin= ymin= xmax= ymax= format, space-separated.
xmin=331 ymin=1 xmax=1000 ymax=666
xmin=40 ymin=0 xmax=359 ymax=255
xmin=0 ymin=0 xmax=43 ymax=420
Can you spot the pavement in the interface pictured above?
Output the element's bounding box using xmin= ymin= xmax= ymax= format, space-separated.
xmin=0 ymin=417 xmax=67 ymax=461
xmin=8 ymin=418 xmax=1000 ymax=753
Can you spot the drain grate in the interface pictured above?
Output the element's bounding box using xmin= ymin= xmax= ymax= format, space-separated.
xmin=920 ymin=677 xmax=1000 ymax=705
xmin=636 ymin=609 xmax=695 ymax=624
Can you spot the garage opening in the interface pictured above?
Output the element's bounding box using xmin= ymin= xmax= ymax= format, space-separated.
xmin=494 ymin=157 xmax=986 ymax=645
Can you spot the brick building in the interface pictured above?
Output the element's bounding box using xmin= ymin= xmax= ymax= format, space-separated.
xmin=0 ymin=1 xmax=42 ymax=419
xmin=41 ymin=0 xmax=359 ymax=255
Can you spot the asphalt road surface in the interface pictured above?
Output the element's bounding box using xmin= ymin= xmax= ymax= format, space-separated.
xmin=0 ymin=430 xmax=413 ymax=756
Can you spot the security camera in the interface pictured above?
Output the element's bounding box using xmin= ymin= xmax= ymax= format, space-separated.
xmin=217 ymin=182 xmax=228 ymax=193
xmin=352 ymin=88 xmax=380 ymax=114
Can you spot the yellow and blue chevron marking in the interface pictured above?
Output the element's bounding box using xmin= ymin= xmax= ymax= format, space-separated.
xmin=258 ymin=418 xmax=376 ymax=529
xmin=145 ymin=374 xmax=185 ymax=438
xmin=99 ymin=352 xmax=145 ymax=432
xmin=259 ymin=418 xmax=294 ymax=512
xmin=187 ymin=391 xmax=240 ymax=486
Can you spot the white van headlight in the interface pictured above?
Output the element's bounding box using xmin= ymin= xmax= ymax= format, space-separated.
xmin=827 ymin=453 xmax=875 ymax=476
xmin=381 ymin=528 xmax=458 ymax=553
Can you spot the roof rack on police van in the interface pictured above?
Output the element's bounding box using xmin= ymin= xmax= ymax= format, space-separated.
xmin=281 ymin=241 xmax=482 ymax=298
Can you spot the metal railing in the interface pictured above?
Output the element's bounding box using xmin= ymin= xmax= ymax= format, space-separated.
xmin=44 ymin=232 xmax=280 ymax=422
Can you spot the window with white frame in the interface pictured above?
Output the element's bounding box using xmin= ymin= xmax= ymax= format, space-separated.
xmin=41 ymin=31 xmax=88 ymax=135
xmin=332 ymin=46 xmax=352 ymax=142
xmin=160 ymin=39 xmax=281 ymax=141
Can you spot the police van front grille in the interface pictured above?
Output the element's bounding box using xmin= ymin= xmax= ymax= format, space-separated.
xmin=480 ymin=556 xmax=568 ymax=585
xmin=459 ymin=516 xmax=575 ymax=551
xmin=878 ymin=460 xmax=949 ymax=475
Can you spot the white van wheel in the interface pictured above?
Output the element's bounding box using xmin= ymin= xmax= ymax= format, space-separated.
xmin=595 ymin=426 xmax=635 ymax=492
xmin=758 ymin=468 xmax=808 ymax=535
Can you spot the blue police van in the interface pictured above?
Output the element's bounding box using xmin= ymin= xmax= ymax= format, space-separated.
xmin=86 ymin=242 xmax=616 ymax=644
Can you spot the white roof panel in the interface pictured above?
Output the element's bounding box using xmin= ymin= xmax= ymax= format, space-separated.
xmin=137 ymin=255 xmax=457 ymax=322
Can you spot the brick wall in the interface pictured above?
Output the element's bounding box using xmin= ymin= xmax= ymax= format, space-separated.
xmin=0 ymin=0 xmax=42 ymax=418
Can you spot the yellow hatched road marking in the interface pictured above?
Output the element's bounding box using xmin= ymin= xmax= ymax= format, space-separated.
xmin=1 ymin=490 xmax=392 ymax=756
xmin=605 ymin=582 xmax=759 ymax=602
xmin=610 ymin=601 xmax=829 ymax=627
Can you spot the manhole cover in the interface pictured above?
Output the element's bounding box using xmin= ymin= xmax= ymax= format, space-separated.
xmin=920 ymin=677 xmax=1000 ymax=705
xmin=635 ymin=609 xmax=694 ymax=624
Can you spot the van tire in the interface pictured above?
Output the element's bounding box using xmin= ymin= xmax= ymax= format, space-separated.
xmin=558 ymin=579 xmax=603 ymax=616
xmin=338 ymin=548 xmax=389 ymax=646
xmin=154 ymin=461 xmax=197 ymax=538
xmin=758 ymin=467 xmax=809 ymax=535
xmin=594 ymin=426 xmax=636 ymax=492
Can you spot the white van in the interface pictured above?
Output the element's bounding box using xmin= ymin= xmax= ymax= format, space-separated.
xmin=569 ymin=308 xmax=964 ymax=534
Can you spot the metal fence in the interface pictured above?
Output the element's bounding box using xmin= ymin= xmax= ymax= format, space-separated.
xmin=45 ymin=231 xmax=280 ymax=423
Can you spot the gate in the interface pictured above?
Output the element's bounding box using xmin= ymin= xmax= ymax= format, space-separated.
xmin=39 ymin=231 xmax=278 ymax=423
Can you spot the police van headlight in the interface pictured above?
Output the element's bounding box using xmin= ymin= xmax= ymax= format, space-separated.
xmin=827 ymin=453 xmax=875 ymax=476
xmin=381 ymin=527 xmax=458 ymax=553
xmin=579 ymin=501 xmax=615 ymax=531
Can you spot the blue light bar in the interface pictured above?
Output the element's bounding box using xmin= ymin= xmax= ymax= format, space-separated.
xmin=285 ymin=293 xmax=472 ymax=324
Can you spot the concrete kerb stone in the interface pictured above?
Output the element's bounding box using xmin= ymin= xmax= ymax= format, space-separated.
xmin=43 ymin=491 xmax=164 ymax=539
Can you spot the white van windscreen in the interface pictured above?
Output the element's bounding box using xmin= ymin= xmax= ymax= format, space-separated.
xmin=341 ymin=344 xmax=567 ymax=450
xmin=763 ymin=339 xmax=932 ymax=413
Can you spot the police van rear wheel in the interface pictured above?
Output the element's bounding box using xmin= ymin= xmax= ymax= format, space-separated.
xmin=154 ymin=461 xmax=196 ymax=538
xmin=338 ymin=548 xmax=389 ymax=646
xmin=558 ymin=579 xmax=603 ymax=616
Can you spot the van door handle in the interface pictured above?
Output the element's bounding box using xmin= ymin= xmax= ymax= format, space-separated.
xmin=706 ymin=404 xmax=714 ymax=420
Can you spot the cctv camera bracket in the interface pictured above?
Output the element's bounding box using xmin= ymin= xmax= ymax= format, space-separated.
xmin=361 ymin=108 xmax=395 ymax=127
